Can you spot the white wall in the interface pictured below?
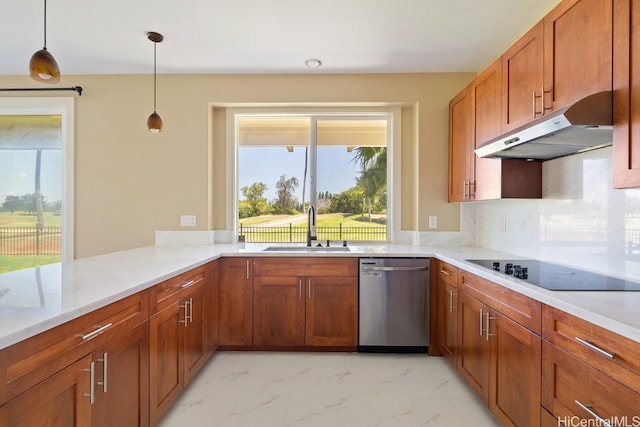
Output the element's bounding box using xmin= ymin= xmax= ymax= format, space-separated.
xmin=474 ymin=146 xmax=640 ymax=281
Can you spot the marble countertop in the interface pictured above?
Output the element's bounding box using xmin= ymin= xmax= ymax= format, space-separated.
xmin=1 ymin=243 xmax=639 ymax=350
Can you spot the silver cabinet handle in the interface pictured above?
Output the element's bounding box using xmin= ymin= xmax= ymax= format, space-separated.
xmin=485 ymin=311 xmax=496 ymax=341
xmin=449 ymin=290 xmax=456 ymax=312
xmin=575 ymin=400 xmax=611 ymax=427
xmin=308 ymin=279 xmax=312 ymax=299
xmin=532 ymin=90 xmax=536 ymax=118
xmin=82 ymin=323 xmax=113 ymax=341
xmin=299 ymin=279 xmax=302 ymax=299
xmin=179 ymin=300 xmax=189 ymax=326
xmin=181 ymin=280 xmax=196 ymax=289
xmin=574 ymin=337 xmax=615 ymax=359
xmin=440 ymin=269 xmax=452 ymax=276
xmin=246 ymin=260 xmax=250 ymax=280
xmin=83 ymin=361 xmax=96 ymax=404
xmin=97 ymin=352 xmax=108 ymax=393
xmin=188 ymin=297 xmax=193 ymax=324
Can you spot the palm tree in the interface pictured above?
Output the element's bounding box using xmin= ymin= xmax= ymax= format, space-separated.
xmin=352 ymin=147 xmax=386 ymax=220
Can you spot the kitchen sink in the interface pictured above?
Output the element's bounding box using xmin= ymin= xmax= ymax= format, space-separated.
xmin=262 ymin=245 xmax=351 ymax=252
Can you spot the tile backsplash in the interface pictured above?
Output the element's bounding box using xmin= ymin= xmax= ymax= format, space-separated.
xmin=474 ymin=146 xmax=640 ymax=281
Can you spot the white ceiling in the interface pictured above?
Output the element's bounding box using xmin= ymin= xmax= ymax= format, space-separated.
xmin=0 ymin=0 xmax=560 ymax=76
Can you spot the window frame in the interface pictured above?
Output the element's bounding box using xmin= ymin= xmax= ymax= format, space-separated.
xmin=0 ymin=97 xmax=75 ymax=261
xmin=226 ymin=105 xmax=401 ymax=243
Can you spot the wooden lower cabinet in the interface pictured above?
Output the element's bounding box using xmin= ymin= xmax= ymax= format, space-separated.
xmin=253 ymin=275 xmax=305 ymax=346
xmin=458 ymin=291 xmax=541 ymax=427
xmin=252 ymin=258 xmax=358 ymax=348
xmin=149 ymin=278 xmax=206 ymax=425
xmin=435 ymin=261 xmax=458 ymax=365
xmin=92 ymin=321 xmax=150 ymax=427
xmin=218 ymin=257 xmax=253 ymax=346
xmin=542 ymin=341 xmax=640 ymax=424
xmin=0 ymin=354 xmax=93 ymax=426
xmin=305 ymin=275 xmax=357 ymax=347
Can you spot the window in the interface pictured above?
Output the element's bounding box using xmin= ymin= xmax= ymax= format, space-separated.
xmin=235 ymin=112 xmax=390 ymax=243
xmin=0 ymin=98 xmax=74 ymax=273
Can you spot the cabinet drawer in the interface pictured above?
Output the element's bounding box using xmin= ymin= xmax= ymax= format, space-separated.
xmin=253 ymin=258 xmax=357 ymax=277
xmin=436 ymin=261 xmax=458 ymax=286
xmin=542 ymin=304 xmax=640 ymax=393
xmin=542 ymin=341 xmax=640 ymax=422
xmin=0 ymin=290 xmax=148 ymax=405
xmin=150 ymin=267 xmax=205 ymax=313
xmin=460 ymin=270 xmax=542 ymax=334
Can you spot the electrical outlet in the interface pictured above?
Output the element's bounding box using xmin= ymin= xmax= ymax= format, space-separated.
xmin=428 ymin=216 xmax=437 ymax=229
xmin=180 ymin=215 xmax=196 ymax=227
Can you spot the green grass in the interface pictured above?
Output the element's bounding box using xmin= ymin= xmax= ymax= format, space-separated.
xmin=0 ymin=211 xmax=62 ymax=227
xmin=0 ymin=256 xmax=61 ymax=274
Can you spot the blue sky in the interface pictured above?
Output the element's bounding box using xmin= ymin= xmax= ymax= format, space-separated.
xmin=0 ymin=150 xmax=62 ymax=206
xmin=238 ymin=146 xmax=362 ymax=202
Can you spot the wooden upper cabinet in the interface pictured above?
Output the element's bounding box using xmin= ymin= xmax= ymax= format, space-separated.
xmin=473 ymin=59 xmax=503 ymax=200
xmin=502 ymin=21 xmax=544 ymax=133
xmin=474 ymin=58 xmax=503 ymax=146
xmin=613 ymin=0 xmax=640 ymax=188
xmin=543 ymin=0 xmax=613 ymax=111
xmin=448 ymin=84 xmax=475 ymax=202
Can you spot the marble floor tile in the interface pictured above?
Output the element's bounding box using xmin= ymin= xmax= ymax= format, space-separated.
xmin=157 ymin=351 xmax=499 ymax=427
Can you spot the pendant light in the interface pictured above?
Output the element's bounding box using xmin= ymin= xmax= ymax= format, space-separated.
xmin=147 ymin=31 xmax=164 ymax=133
xmin=30 ymin=0 xmax=60 ymax=83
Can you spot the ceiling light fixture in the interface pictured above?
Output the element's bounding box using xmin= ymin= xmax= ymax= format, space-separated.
xmin=305 ymin=58 xmax=322 ymax=68
xmin=29 ymin=0 xmax=60 ymax=83
xmin=147 ymin=31 xmax=164 ymax=133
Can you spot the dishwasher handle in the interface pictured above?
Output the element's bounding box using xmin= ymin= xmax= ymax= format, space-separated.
xmin=360 ymin=265 xmax=428 ymax=272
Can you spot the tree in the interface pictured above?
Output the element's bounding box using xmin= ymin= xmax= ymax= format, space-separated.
xmin=2 ymin=195 xmax=22 ymax=213
xmin=272 ymin=175 xmax=299 ymax=214
xmin=352 ymin=147 xmax=387 ymax=220
xmin=329 ymin=187 xmax=364 ymax=213
xmin=240 ymin=182 xmax=270 ymax=218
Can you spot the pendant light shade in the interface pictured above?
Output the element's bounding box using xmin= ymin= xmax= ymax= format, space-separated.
xmin=147 ymin=31 xmax=164 ymax=133
xmin=30 ymin=0 xmax=60 ymax=84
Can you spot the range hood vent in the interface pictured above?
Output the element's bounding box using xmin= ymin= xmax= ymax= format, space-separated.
xmin=475 ymin=91 xmax=613 ymax=161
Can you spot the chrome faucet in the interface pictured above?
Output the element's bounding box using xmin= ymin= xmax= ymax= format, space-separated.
xmin=307 ymin=206 xmax=317 ymax=247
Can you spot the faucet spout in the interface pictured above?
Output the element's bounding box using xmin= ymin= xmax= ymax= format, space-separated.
xmin=307 ymin=206 xmax=316 ymax=247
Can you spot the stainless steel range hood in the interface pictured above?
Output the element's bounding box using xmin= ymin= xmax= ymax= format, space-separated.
xmin=475 ymin=91 xmax=613 ymax=161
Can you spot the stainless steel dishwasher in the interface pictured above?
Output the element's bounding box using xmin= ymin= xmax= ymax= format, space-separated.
xmin=358 ymin=257 xmax=430 ymax=352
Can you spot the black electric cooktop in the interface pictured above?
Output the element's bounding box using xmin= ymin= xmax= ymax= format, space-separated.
xmin=466 ymin=259 xmax=640 ymax=291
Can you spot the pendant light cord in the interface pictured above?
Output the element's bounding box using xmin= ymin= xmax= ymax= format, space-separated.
xmin=153 ymin=40 xmax=157 ymax=113
xmin=43 ymin=0 xmax=48 ymax=48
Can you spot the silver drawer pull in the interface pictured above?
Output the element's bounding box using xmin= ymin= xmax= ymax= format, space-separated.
xmin=82 ymin=323 xmax=113 ymax=341
xmin=181 ymin=279 xmax=196 ymax=288
xmin=574 ymin=337 xmax=615 ymax=359
xmin=575 ymin=400 xmax=611 ymax=427
xmin=440 ymin=269 xmax=452 ymax=276
xmin=97 ymin=352 xmax=108 ymax=393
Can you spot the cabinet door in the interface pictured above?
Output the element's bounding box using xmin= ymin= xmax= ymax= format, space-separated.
xmin=183 ymin=280 xmax=207 ymax=387
xmin=93 ymin=321 xmax=150 ymax=427
xmin=489 ymin=313 xmax=541 ymax=427
xmin=0 ymin=354 xmax=93 ymax=426
xmin=218 ymin=257 xmax=253 ymax=346
xmin=205 ymin=260 xmax=219 ymax=353
xmin=437 ymin=279 xmax=458 ymax=365
xmin=543 ymin=0 xmax=613 ymax=111
xmin=149 ymin=302 xmax=184 ymax=426
xmin=253 ymin=276 xmax=306 ymax=346
xmin=502 ymin=21 xmax=544 ymax=133
xmin=542 ymin=341 xmax=640 ymax=422
xmin=306 ymin=276 xmax=357 ymax=347
xmin=449 ymin=84 xmax=475 ymax=202
xmin=613 ymin=0 xmax=640 ymax=188
xmin=457 ymin=293 xmax=490 ymax=405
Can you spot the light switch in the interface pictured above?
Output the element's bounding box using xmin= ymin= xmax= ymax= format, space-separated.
xmin=180 ymin=215 xmax=196 ymax=227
